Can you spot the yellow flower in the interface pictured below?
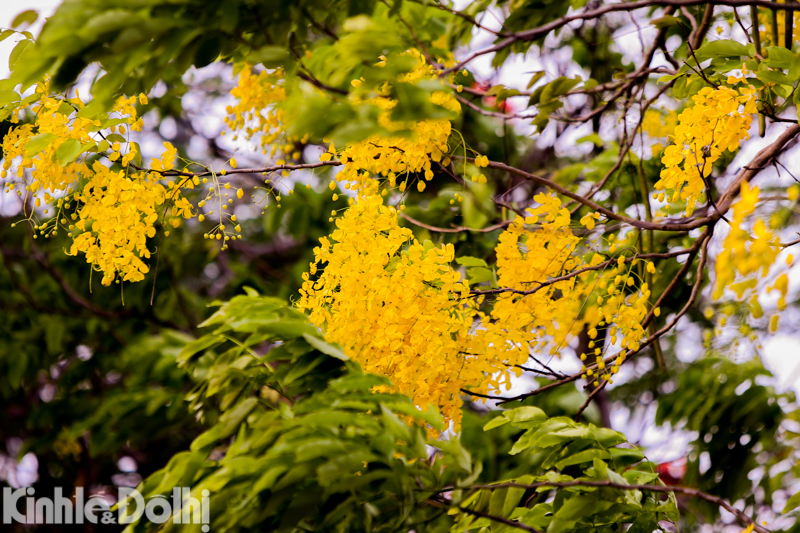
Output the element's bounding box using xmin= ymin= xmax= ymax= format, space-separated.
xmin=655 ymin=86 xmax=755 ymax=216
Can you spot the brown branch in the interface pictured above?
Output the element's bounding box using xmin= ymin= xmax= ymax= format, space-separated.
xmin=569 ymin=80 xmax=674 ymax=208
xmin=460 ymin=388 xmax=507 ymax=401
xmin=296 ymin=72 xmax=349 ymax=95
xmin=132 ymin=160 xmax=343 ymax=179
xmin=466 ymin=157 xmax=699 ymax=231
xmin=454 ymin=92 xmax=536 ymax=120
xmin=644 ymin=232 xmax=711 ymax=338
xmin=691 ymin=3 xmax=716 ymax=49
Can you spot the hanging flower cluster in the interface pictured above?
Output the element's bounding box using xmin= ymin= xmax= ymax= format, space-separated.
xmin=467 ymin=195 xmax=650 ymax=387
xmin=299 ymin=191 xmax=655 ymax=427
xmin=641 ymin=109 xmax=678 ymax=157
xmin=471 ymin=193 xmax=586 ymax=366
xmin=1 ymin=83 xmax=197 ymax=285
xmin=223 ymin=65 xmax=286 ymax=151
xmin=655 ymin=83 xmax=756 ymax=215
xmin=297 ymin=193 xmax=477 ymax=430
xmin=322 ymin=50 xmax=461 ymax=195
xmin=714 ymin=182 xmax=788 ymax=316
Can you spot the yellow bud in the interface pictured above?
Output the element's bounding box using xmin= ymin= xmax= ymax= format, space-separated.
xmin=769 ymin=315 xmax=779 ymax=333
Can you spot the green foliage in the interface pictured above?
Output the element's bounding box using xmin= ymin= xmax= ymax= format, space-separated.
xmin=656 ymin=357 xmax=793 ymax=514
xmin=127 ymin=292 xmax=470 ymax=532
xmin=454 ymin=406 xmax=677 ymax=533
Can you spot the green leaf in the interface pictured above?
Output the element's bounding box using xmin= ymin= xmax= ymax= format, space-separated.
xmin=11 ymin=10 xmax=38 ymax=29
xmin=783 ymin=490 xmax=800 ymax=513
xmin=529 ymin=76 xmax=581 ymax=106
xmin=9 ymin=39 xmax=32 ymax=71
xmin=191 ymin=397 xmax=258 ymax=451
xmin=194 ymin=34 xmax=223 ymax=68
xmin=81 ymin=10 xmax=140 ymax=36
xmin=0 ymin=29 xmax=15 ymax=44
xmin=484 ymin=85 xmax=505 ymax=96
xmin=627 ymin=512 xmax=658 ymax=533
xmin=105 ymin=133 xmax=127 ymax=143
xmin=131 ymin=142 xmax=143 ymax=167
xmin=483 ymin=414 xmax=511 ymax=431
xmin=55 ymin=138 xmax=83 ymax=165
xmin=456 ymin=256 xmax=488 ymax=268
xmin=507 ymin=406 xmax=548 ymax=425
xmin=179 ymin=334 xmax=225 ymax=362
xmin=0 ymin=89 xmax=20 ymax=105
xmin=555 ymin=448 xmax=610 ymax=469
xmin=24 ymin=133 xmax=56 ymax=155
xmin=695 ymin=39 xmax=751 ymax=61
xmin=765 ymin=46 xmax=795 ymax=69
xmin=554 ymin=493 xmax=613 ymax=521
xmin=672 ymin=76 xmax=688 ymax=99
xmin=527 ymin=71 xmax=545 ymax=89
xmin=757 ymin=68 xmax=792 ymax=86
xmin=651 ymin=15 xmax=679 ymax=29
xmin=577 ymin=133 xmax=603 ymax=146
xmin=467 ymin=266 xmax=494 ymax=284
xmin=302 ymin=334 xmax=348 ymax=361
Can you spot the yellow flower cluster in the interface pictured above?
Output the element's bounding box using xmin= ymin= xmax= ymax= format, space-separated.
xmin=297 ymin=194 xmax=476 ymax=430
xmin=298 ymin=191 xmax=655 ymax=427
xmin=325 ymin=51 xmax=460 ymax=195
xmin=472 ymin=194 xmax=585 ymax=365
xmin=642 ymin=109 xmax=678 ymax=138
xmin=1 ymin=84 xmax=197 ymax=286
xmin=641 ymin=109 xmax=677 ymax=157
xmin=467 ymin=195 xmax=649 ymax=386
xmin=656 ymin=84 xmax=756 ymax=216
xmin=224 ymin=65 xmax=286 ymax=150
xmin=1 ymin=87 xmax=143 ymax=194
xmin=69 ymin=163 xmax=164 ymax=285
xmin=714 ymin=182 xmax=787 ymax=312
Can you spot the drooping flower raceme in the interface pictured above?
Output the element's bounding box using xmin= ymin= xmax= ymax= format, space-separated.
xmin=1 ymin=84 xmax=197 ymax=285
xmin=298 ymin=194 xmax=477 ymax=429
xmin=655 ymin=84 xmax=756 ymax=216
